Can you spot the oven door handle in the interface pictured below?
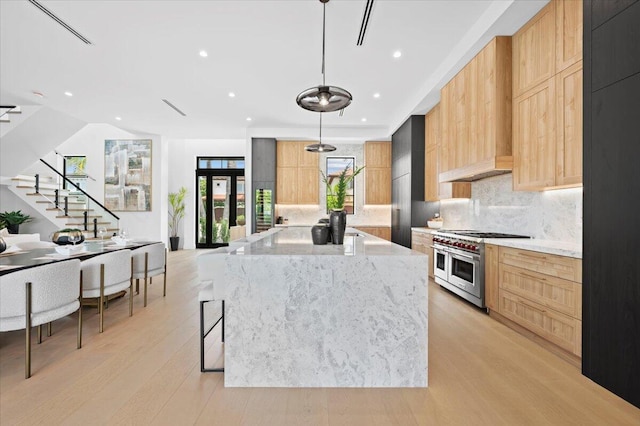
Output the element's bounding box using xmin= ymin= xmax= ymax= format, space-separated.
xmin=449 ymin=250 xmax=479 ymax=262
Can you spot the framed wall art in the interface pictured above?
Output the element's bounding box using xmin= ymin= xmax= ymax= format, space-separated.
xmin=104 ymin=139 xmax=152 ymax=211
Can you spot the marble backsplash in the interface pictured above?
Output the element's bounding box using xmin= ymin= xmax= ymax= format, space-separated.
xmin=275 ymin=204 xmax=391 ymax=227
xmin=436 ymin=174 xmax=582 ymax=244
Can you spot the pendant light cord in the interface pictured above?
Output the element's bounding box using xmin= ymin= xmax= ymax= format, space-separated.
xmin=319 ymin=113 xmax=323 ymax=145
xmin=321 ymin=1 xmax=326 ymax=86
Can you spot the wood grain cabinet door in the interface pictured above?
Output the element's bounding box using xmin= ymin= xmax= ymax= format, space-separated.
xmin=556 ymin=60 xmax=583 ymax=187
xmin=555 ymin=0 xmax=583 ymax=73
xmin=276 ymin=167 xmax=298 ymax=204
xmin=513 ymin=78 xmax=557 ymax=191
xmin=485 ymin=244 xmax=500 ymax=312
xmin=296 ymin=167 xmax=319 ymax=204
xmin=513 ymin=0 xmax=556 ymax=98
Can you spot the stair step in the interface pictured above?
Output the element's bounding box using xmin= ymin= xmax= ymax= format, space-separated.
xmin=7 ymin=106 xmax=21 ymax=114
xmin=17 ymin=184 xmax=69 ymax=193
xmin=66 ymin=222 xmax=111 ymax=226
xmin=36 ymin=200 xmax=85 ymax=205
xmin=0 ymin=117 xmax=10 ymax=123
xmin=58 ymin=215 xmax=103 ymax=219
xmin=47 ymin=208 xmax=94 ymax=212
xmin=13 ymin=175 xmax=56 ymax=183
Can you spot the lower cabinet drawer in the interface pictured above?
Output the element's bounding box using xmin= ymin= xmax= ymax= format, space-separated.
xmin=499 ymin=264 xmax=582 ymax=319
xmin=499 ymin=289 xmax=582 ymax=357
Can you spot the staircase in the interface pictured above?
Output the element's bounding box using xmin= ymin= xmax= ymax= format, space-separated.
xmin=0 ymin=105 xmax=21 ymax=123
xmin=8 ymin=173 xmax=120 ymax=241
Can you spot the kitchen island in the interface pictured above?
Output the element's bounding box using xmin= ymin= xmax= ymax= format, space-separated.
xmin=221 ymin=227 xmax=428 ymax=387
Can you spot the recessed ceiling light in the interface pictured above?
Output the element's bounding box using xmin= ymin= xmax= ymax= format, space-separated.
xmin=246 ymin=117 xmax=252 ymax=121
xmin=228 ymin=92 xmax=236 ymax=98
xmin=373 ymin=93 xmax=380 ymax=98
xmin=361 ymin=118 xmax=367 ymax=122
xmin=115 ymin=116 xmax=122 ymax=121
xmin=64 ymin=91 xmax=73 ymax=97
xmin=393 ymin=50 xmax=402 ymax=58
xmin=199 ymin=50 xmax=208 ymax=57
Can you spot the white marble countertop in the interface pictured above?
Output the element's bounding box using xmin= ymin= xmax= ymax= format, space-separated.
xmin=231 ymin=227 xmax=421 ymax=257
xmin=483 ymin=238 xmax=582 ymax=258
xmin=411 ymin=227 xmax=440 ymax=235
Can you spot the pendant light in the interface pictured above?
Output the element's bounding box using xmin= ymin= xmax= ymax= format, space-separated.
xmin=305 ymin=113 xmax=336 ymax=152
xmin=296 ymin=0 xmax=352 ymax=113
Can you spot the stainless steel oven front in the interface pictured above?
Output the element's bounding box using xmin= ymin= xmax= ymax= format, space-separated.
xmin=433 ymin=245 xmax=449 ymax=282
xmin=433 ymin=243 xmax=485 ymax=308
xmin=447 ymin=247 xmax=482 ymax=300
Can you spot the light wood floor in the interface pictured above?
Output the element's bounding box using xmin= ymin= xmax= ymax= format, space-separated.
xmin=1 ymin=250 xmax=638 ymax=425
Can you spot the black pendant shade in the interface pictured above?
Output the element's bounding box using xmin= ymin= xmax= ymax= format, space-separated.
xmin=296 ymin=86 xmax=352 ymax=113
xmin=305 ymin=113 xmax=336 ymax=152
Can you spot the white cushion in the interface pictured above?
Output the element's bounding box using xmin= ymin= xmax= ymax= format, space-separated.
xmin=80 ymin=250 xmax=132 ymax=298
xmin=196 ymin=249 xmax=229 ymax=301
xmin=198 ymin=287 xmax=214 ymax=302
xmin=0 ymin=260 xmax=81 ymax=332
xmin=131 ymin=243 xmax=166 ymax=279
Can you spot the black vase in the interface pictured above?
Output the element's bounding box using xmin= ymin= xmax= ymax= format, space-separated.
xmin=7 ymin=224 xmax=19 ymax=234
xmin=330 ymin=210 xmax=347 ymax=245
xmin=311 ymin=224 xmax=329 ymax=245
xmin=169 ymin=236 xmax=180 ymax=251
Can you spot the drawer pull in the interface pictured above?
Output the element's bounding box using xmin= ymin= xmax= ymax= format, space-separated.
xmin=519 ymin=271 xmax=546 ymax=281
xmin=520 ymin=300 xmax=546 ymax=313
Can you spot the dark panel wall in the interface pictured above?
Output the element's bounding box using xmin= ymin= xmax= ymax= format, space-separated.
xmin=251 ymin=138 xmax=277 ymax=233
xmin=583 ymin=0 xmax=640 ymax=409
xmin=391 ymin=115 xmax=428 ymax=247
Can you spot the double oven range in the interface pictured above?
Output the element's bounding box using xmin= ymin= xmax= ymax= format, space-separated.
xmin=432 ymin=230 xmax=530 ymax=309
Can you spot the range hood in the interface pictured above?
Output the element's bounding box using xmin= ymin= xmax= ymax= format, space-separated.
xmin=438 ymin=156 xmax=513 ymax=182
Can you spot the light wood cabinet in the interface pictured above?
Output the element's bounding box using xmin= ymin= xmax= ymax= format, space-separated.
xmin=555 ymin=0 xmax=583 ymax=73
xmin=439 ymin=37 xmax=513 ymax=182
xmin=512 ymin=0 xmax=583 ymax=191
xmin=364 ymin=141 xmax=391 ymax=205
xmin=276 ymin=141 xmax=319 ymax=204
xmin=512 ymin=1 xmax=557 ymax=98
xmin=424 ymin=105 xmax=471 ymax=202
xmin=411 ymin=230 xmax=433 ymax=279
xmin=485 ymin=244 xmax=500 ymax=312
xmin=513 ymin=79 xmax=557 ymax=191
xmin=556 ymin=61 xmax=583 ymax=187
xmin=494 ymin=246 xmax=582 ymax=358
xmin=355 ymin=226 xmax=391 ymax=241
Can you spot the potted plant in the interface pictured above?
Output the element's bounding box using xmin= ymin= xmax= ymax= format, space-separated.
xmin=321 ymin=164 xmax=364 ymax=212
xmin=321 ymin=164 xmax=364 ymax=244
xmin=168 ymin=186 xmax=187 ymax=251
xmin=0 ymin=210 xmax=33 ymax=234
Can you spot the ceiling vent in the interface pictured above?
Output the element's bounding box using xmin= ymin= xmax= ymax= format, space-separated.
xmin=28 ymin=0 xmax=92 ymax=45
xmin=356 ymin=0 xmax=375 ymax=46
xmin=162 ymin=99 xmax=187 ymax=117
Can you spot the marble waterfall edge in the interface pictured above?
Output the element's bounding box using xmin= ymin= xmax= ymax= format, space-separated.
xmin=222 ymin=231 xmax=428 ymax=387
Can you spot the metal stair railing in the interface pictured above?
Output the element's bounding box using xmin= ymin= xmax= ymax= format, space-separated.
xmin=37 ymin=158 xmax=119 ymax=238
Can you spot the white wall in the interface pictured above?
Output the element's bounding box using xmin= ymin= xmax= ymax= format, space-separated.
xmin=23 ymin=124 xmax=165 ymax=243
xmin=166 ymin=138 xmax=246 ymax=249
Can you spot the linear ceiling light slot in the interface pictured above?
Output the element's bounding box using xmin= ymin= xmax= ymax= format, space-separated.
xmin=28 ymin=0 xmax=92 ymax=45
xmin=356 ymin=0 xmax=375 ymax=46
xmin=162 ymin=99 xmax=187 ymax=116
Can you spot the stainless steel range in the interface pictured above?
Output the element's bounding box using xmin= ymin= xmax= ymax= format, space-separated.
xmin=432 ymin=230 xmax=530 ymax=309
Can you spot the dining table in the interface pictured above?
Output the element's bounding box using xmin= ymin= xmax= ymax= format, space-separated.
xmin=0 ymin=240 xmax=161 ymax=276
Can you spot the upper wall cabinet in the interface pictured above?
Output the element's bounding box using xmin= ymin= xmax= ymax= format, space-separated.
xmin=276 ymin=141 xmax=319 ymax=204
xmin=513 ymin=0 xmax=583 ymax=99
xmin=439 ymin=36 xmax=513 ymax=183
xmin=513 ymin=0 xmax=583 ymax=191
xmin=424 ymin=105 xmax=470 ymax=201
xmin=364 ymin=141 xmax=391 ymax=204
xmin=512 ymin=3 xmax=556 ymax=98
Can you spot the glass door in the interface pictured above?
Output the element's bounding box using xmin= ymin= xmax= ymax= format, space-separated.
xmin=196 ymin=157 xmax=245 ymax=248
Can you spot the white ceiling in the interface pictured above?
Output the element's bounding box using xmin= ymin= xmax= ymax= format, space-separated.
xmin=0 ymin=0 xmax=548 ymax=141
